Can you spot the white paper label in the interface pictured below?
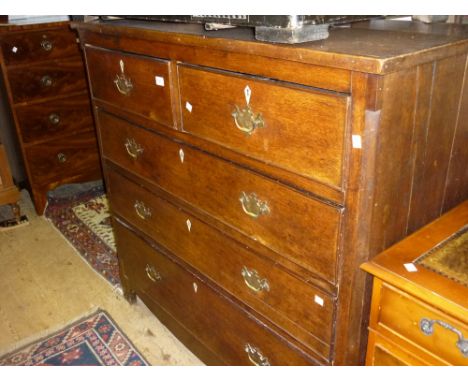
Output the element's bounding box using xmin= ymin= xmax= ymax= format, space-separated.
xmin=352 ymin=135 xmax=362 ymax=149
xmin=155 ymin=76 xmax=165 ymax=87
xmin=193 ymin=282 xmax=198 ymax=293
xmin=12 ymin=46 xmax=18 ymax=53
xmin=404 ymin=263 xmax=418 ymax=272
xmin=314 ymin=295 xmax=324 ymax=307
xmin=244 ymin=85 xmax=251 ymax=105
xmin=185 ymin=101 xmax=192 ymax=113
xmin=179 ymin=148 xmax=184 ymax=163
xmin=186 ymin=219 xmax=192 ymax=232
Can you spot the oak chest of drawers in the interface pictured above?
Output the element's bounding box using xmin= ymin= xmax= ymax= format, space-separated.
xmin=74 ymin=19 xmax=468 ymax=365
xmin=362 ymin=201 xmax=468 ymax=365
xmin=0 ymin=20 xmax=102 ymax=214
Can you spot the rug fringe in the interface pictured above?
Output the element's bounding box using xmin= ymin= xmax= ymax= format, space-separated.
xmin=0 ymin=306 xmax=102 ymax=358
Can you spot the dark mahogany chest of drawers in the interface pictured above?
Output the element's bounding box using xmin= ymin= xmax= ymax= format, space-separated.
xmin=0 ymin=20 xmax=102 ymax=213
xmin=74 ymin=19 xmax=468 ymax=365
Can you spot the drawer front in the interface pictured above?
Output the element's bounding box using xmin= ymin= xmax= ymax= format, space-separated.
xmin=1 ymin=28 xmax=80 ymax=65
xmin=179 ymin=65 xmax=349 ymax=188
xmin=8 ymin=58 xmax=87 ymax=103
xmin=85 ymin=47 xmax=173 ymax=127
xmin=378 ymin=283 xmax=468 ymax=365
xmin=107 ymin=169 xmax=334 ymax=359
xmin=25 ymin=130 xmax=100 ymax=186
xmin=114 ymin=221 xmax=319 ymax=365
xmin=99 ymin=111 xmax=341 ymax=283
xmin=15 ymin=94 xmax=94 ymax=143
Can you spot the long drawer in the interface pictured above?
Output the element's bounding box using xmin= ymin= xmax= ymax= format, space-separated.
xmin=107 ymin=168 xmax=334 ymax=360
xmin=15 ymin=94 xmax=93 ymax=143
xmin=98 ymin=110 xmax=341 ymax=283
xmin=179 ymin=65 xmax=349 ymax=188
xmin=7 ymin=57 xmax=87 ymax=103
xmin=85 ymin=47 xmax=174 ymax=128
xmin=0 ymin=28 xmax=80 ymax=65
xmin=114 ymin=221 xmax=319 ymax=365
xmin=25 ymin=130 xmax=100 ymax=186
xmin=378 ymin=283 xmax=468 ymax=365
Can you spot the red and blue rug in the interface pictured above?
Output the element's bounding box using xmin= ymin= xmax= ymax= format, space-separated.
xmin=44 ymin=184 xmax=120 ymax=287
xmin=0 ymin=310 xmax=148 ymax=366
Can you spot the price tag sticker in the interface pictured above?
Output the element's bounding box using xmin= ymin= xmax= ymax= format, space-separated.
xmin=404 ymin=263 xmax=418 ymax=272
xmin=185 ymin=101 xmax=192 ymax=113
xmin=155 ymin=76 xmax=165 ymax=87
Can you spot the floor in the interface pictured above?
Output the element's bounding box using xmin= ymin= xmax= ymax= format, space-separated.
xmin=0 ymin=189 xmax=203 ymax=365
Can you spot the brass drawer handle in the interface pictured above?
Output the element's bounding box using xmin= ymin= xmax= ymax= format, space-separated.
xmin=145 ymin=264 xmax=162 ymax=283
xmin=239 ymin=192 xmax=270 ymax=219
xmin=124 ymin=138 xmax=143 ymax=159
xmin=57 ymin=153 xmax=67 ymax=163
xmin=114 ymin=59 xmax=133 ymax=95
xmin=48 ymin=113 xmax=60 ymax=125
xmin=40 ymin=75 xmax=53 ymax=87
xmin=420 ymin=318 xmax=468 ymax=357
xmin=114 ymin=73 xmax=133 ymax=95
xmin=244 ymin=343 xmax=270 ymax=366
xmin=134 ymin=200 xmax=151 ymax=220
xmin=232 ymin=104 xmax=264 ymax=135
xmin=241 ymin=266 xmax=270 ymax=293
xmin=41 ymin=39 xmax=53 ymax=51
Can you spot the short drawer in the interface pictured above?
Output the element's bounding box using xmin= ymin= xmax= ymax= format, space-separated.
xmin=98 ymin=111 xmax=341 ymax=283
xmin=114 ymin=221 xmax=319 ymax=365
xmin=1 ymin=28 xmax=80 ymax=65
xmin=107 ymin=169 xmax=334 ymax=360
xmin=7 ymin=57 xmax=87 ymax=103
xmin=85 ymin=47 xmax=173 ymax=128
xmin=15 ymin=94 xmax=94 ymax=143
xmin=377 ymin=283 xmax=468 ymax=365
xmin=25 ymin=130 xmax=100 ymax=186
xmin=179 ymin=65 xmax=349 ymax=188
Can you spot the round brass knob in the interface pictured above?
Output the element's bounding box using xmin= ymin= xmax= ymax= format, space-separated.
xmin=48 ymin=113 xmax=60 ymax=125
xmin=57 ymin=153 xmax=67 ymax=163
xmin=40 ymin=75 xmax=53 ymax=87
xmin=41 ymin=39 xmax=53 ymax=51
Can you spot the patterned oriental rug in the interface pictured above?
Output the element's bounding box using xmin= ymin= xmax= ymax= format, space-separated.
xmin=0 ymin=310 xmax=148 ymax=366
xmin=44 ymin=184 xmax=120 ymax=287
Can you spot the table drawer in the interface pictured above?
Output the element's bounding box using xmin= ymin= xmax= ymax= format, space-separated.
xmin=25 ymin=130 xmax=100 ymax=186
xmin=85 ymin=47 xmax=173 ymax=128
xmin=8 ymin=57 xmax=87 ymax=103
xmin=114 ymin=221 xmax=319 ymax=365
xmin=15 ymin=94 xmax=93 ymax=143
xmin=378 ymin=283 xmax=468 ymax=365
xmin=179 ymin=65 xmax=349 ymax=188
xmin=1 ymin=28 xmax=80 ymax=65
xmin=107 ymin=169 xmax=334 ymax=360
xmin=99 ymin=111 xmax=341 ymax=283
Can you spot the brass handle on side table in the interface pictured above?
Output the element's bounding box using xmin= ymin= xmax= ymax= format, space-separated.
xmin=145 ymin=264 xmax=162 ymax=283
xmin=41 ymin=39 xmax=53 ymax=51
xmin=244 ymin=343 xmax=270 ymax=366
xmin=48 ymin=113 xmax=60 ymax=125
xmin=134 ymin=200 xmax=151 ymax=220
xmin=241 ymin=266 xmax=270 ymax=293
xmin=420 ymin=318 xmax=468 ymax=357
xmin=239 ymin=192 xmax=270 ymax=219
xmin=57 ymin=153 xmax=67 ymax=163
xmin=40 ymin=75 xmax=53 ymax=87
xmin=232 ymin=104 xmax=264 ymax=135
xmin=124 ymin=138 xmax=143 ymax=159
xmin=114 ymin=73 xmax=133 ymax=95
